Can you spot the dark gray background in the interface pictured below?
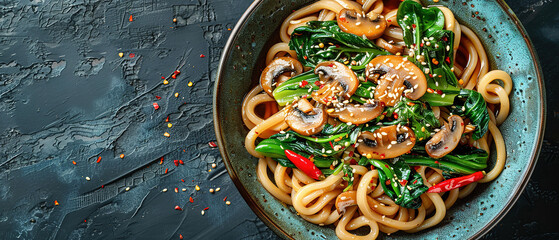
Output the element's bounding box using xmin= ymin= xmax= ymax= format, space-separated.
xmin=0 ymin=0 xmax=557 ymax=239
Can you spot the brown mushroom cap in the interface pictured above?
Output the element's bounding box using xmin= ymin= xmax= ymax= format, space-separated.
xmin=366 ymin=55 xmax=427 ymax=106
xmin=337 ymin=9 xmax=387 ymax=40
xmin=425 ymin=115 xmax=464 ymax=158
xmin=285 ymin=99 xmax=326 ymax=136
xmin=327 ymin=100 xmax=384 ymax=125
xmin=335 ymin=190 xmax=357 ymax=214
xmin=260 ymin=57 xmax=303 ymax=97
xmin=312 ymin=61 xmax=359 ymax=105
xmin=357 ymin=125 xmax=416 ymax=159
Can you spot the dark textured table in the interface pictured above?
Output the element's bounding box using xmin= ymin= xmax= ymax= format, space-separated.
xmin=0 ymin=0 xmax=557 ymax=239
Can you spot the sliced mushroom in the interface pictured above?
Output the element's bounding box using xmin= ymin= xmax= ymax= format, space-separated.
xmin=327 ymin=100 xmax=384 ymax=124
xmin=375 ymin=38 xmax=404 ymax=55
xmin=312 ymin=61 xmax=359 ymax=105
xmin=335 ymin=190 xmax=357 ymax=214
xmin=285 ymin=99 xmax=326 ymax=136
xmin=426 ymin=115 xmax=464 ymax=158
xmin=366 ymin=55 xmax=427 ymax=106
xmin=337 ymin=9 xmax=387 ymax=40
xmin=260 ymin=57 xmax=303 ymax=97
xmin=357 ymin=125 xmax=416 ymax=159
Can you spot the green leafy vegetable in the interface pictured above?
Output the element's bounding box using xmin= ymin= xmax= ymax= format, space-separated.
xmin=382 ymin=98 xmax=440 ymax=141
xmin=366 ymin=158 xmax=428 ymax=209
xmin=401 ymin=147 xmax=489 ymax=176
xmin=397 ymin=0 xmax=459 ymax=92
xmin=342 ymin=164 xmax=354 ymax=192
xmin=450 ymin=90 xmax=490 ymax=139
xmin=289 ymin=21 xmax=389 ymax=68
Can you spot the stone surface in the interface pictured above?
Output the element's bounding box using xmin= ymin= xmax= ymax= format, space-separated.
xmin=0 ymin=0 xmax=557 ymax=239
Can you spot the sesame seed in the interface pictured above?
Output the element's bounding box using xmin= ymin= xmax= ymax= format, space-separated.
xmin=85 ymin=177 xmax=91 ymax=181
xmin=162 ymin=188 xmax=168 ymax=192
xmin=226 ymin=201 xmax=231 ymax=205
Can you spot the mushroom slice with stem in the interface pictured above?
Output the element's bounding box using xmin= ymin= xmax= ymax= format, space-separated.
xmin=426 ymin=115 xmax=464 ymax=158
xmin=366 ymin=55 xmax=427 ymax=106
xmin=337 ymin=9 xmax=387 ymax=40
xmin=335 ymin=190 xmax=357 ymax=214
xmin=312 ymin=61 xmax=359 ymax=105
xmin=286 ymin=98 xmax=326 ymax=136
xmin=327 ymin=100 xmax=384 ymax=125
xmin=357 ymin=125 xmax=416 ymax=159
xmin=260 ymin=57 xmax=303 ymax=97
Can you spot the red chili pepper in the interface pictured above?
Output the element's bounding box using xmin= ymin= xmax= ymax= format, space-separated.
xmin=284 ymin=150 xmax=324 ymax=180
xmin=203 ymin=207 xmax=209 ymax=211
xmin=153 ymin=102 xmax=160 ymax=110
xmin=155 ymin=96 xmax=161 ymax=100
xmin=189 ymin=197 xmax=194 ymax=203
xmin=223 ymin=196 xmax=227 ymax=201
xmin=129 ymin=53 xmax=135 ymax=58
xmin=427 ymin=171 xmax=485 ymax=193
xmin=179 ymin=160 xmax=184 ymax=165
xmin=96 ymin=156 xmax=102 ymax=163
xmin=165 ymin=168 xmax=169 ymax=174
xmin=300 ymin=80 xmax=308 ymax=87
xmin=129 ymin=15 xmax=133 ymax=22
xmin=200 ymin=54 xmax=205 ymax=58
xmin=180 ymin=234 xmax=183 ymax=239
xmin=208 ymin=141 xmax=217 ymax=148
xmin=174 ymin=205 xmax=182 ymax=211
xmin=328 ymin=141 xmax=334 ymax=149
xmin=412 ymin=24 xmax=416 ymax=28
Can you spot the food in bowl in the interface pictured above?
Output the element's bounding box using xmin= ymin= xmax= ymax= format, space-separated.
xmin=242 ymin=0 xmax=512 ymax=238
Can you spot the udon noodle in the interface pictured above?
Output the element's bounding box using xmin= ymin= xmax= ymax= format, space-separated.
xmin=243 ymin=0 xmax=511 ymax=238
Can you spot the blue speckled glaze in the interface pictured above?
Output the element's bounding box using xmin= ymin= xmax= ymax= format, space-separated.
xmin=213 ymin=0 xmax=545 ymax=239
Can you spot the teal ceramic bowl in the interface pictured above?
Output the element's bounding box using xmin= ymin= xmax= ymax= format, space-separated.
xmin=214 ymin=0 xmax=545 ymax=239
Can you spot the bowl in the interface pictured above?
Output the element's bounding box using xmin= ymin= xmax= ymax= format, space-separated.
xmin=213 ymin=0 xmax=545 ymax=239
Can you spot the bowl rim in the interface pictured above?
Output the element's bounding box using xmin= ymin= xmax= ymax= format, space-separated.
xmin=213 ymin=0 xmax=546 ymax=239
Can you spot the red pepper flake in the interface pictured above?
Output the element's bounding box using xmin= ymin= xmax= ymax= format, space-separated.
xmin=348 ymin=151 xmax=354 ymax=157
xmin=129 ymin=53 xmax=135 ymax=58
xmin=380 ymin=153 xmax=386 ymax=159
xmin=72 ymin=161 xmax=76 ymax=165
xmin=165 ymin=168 xmax=169 ymax=174
xmin=436 ymin=90 xmax=443 ymax=95
xmin=96 ymin=156 xmax=102 ymax=163
xmin=189 ymin=197 xmax=194 ymax=203
xmin=200 ymin=54 xmax=205 ymax=58
xmin=181 ymin=179 xmax=185 ymax=182
xmin=445 ymin=57 xmax=451 ymax=64
xmin=413 ymin=180 xmax=418 ymax=184
xmin=349 ymin=159 xmax=357 ymax=165
xmin=385 ymin=180 xmax=391 ymax=185
xmin=328 ymin=141 xmax=334 ymax=149
xmin=435 ymin=161 xmax=440 ymax=164
xmin=400 ymin=179 xmax=408 ymax=186
xmin=174 ymin=205 xmax=183 ymax=211
xmin=442 ymin=36 xmax=448 ymax=42
xmin=128 ymin=15 xmax=133 ymax=22
xmin=393 ymin=113 xmax=398 ymax=119
xmin=429 ymin=73 xmax=433 ymax=78
xmin=160 ymin=157 xmax=164 ymax=164
xmin=174 ymin=187 xmax=178 ymax=193
xmin=300 ymin=80 xmax=308 ymax=87
xmin=370 ymin=165 xmax=375 ymax=171
xmin=171 ymin=74 xmax=176 ymax=79
xmin=165 ymin=116 xmax=169 ymax=122
xmin=223 ymin=196 xmax=227 ymax=202
xmin=444 ymin=147 xmax=449 ymax=149
xmin=208 ymin=141 xmax=217 ymax=148
xmin=203 ymin=207 xmax=209 ymax=211
xmin=420 ymin=43 xmax=424 ymax=47
xmin=161 ymin=76 xmax=165 ymax=79
xmin=101 ymin=185 xmax=104 ymax=188
xmin=303 ymin=56 xmax=308 ymax=60
xmin=387 ymin=19 xmax=391 ymax=22
xmin=179 ymin=160 xmax=184 ymax=165
xmin=54 ymin=200 xmax=59 ymax=206
xmin=155 ymin=96 xmax=161 ymax=100
xmin=84 ymin=220 xmax=87 ymax=223
xmin=174 ymin=160 xmax=179 ymax=166
xmin=153 ymin=102 xmax=160 ymax=110
xmin=180 ymin=234 xmax=183 ymax=239
xmin=412 ymin=24 xmax=416 ymax=28
xmin=174 ymin=70 xmax=181 ymax=75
